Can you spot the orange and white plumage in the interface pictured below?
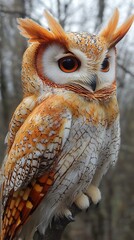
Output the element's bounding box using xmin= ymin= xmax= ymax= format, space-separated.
xmin=1 ymin=9 xmax=133 ymax=240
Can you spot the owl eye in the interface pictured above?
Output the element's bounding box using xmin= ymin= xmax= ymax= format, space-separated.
xmin=58 ymin=56 xmax=80 ymax=73
xmin=101 ymin=57 xmax=110 ymax=72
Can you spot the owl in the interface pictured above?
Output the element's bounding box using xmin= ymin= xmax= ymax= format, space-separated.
xmin=0 ymin=9 xmax=133 ymax=240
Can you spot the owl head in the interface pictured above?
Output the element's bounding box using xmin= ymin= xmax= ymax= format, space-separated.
xmin=17 ymin=9 xmax=133 ymax=99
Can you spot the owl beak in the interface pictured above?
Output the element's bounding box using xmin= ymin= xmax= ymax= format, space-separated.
xmin=71 ymin=74 xmax=97 ymax=93
xmin=90 ymin=75 xmax=97 ymax=91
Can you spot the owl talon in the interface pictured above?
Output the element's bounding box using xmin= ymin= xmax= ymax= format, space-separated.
xmin=67 ymin=214 xmax=75 ymax=222
xmin=75 ymin=193 xmax=90 ymax=210
xmin=86 ymin=184 xmax=101 ymax=205
xmin=63 ymin=209 xmax=74 ymax=221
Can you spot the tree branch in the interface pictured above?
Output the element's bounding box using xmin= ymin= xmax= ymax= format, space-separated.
xmin=0 ymin=8 xmax=39 ymax=23
xmin=117 ymin=63 xmax=134 ymax=78
xmin=33 ymin=204 xmax=82 ymax=240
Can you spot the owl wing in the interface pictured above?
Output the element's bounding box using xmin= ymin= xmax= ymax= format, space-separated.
xmin=2 ymin=98 xmax=72 ymax=239
xmin=5 ymin=95 xmax=37 ymax=153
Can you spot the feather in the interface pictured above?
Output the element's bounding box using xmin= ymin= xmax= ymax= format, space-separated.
xmin=109 ymin=15 xmax=134 ymax=48
xmin=17 ymin=11 xmax=68 ymax=45
xmin=99 ymin=8 xmax=134 ymax=48
xmin=99 ymin=9 xmax=119 ymax=42
xmin=17 ymin=18 xmax=54 ymax=43
xmin=44 ymin=10 xmax=67 ymax=43
xmin=2 ymin=99 xmax=72 ymax=239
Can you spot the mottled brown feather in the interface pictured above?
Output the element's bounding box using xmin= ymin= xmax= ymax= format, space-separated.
xmin=2 ymin=172 xmax=55 ymax=240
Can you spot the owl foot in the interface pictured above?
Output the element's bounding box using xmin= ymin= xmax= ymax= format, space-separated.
xmin=74 ymin=193 xmax=90 ymax=210
xmin=86 ymin=184 xmax=101 ymax=205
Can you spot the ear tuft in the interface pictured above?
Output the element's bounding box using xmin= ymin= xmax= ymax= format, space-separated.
xmin=17 ymin=18 xmax=54 ymax=43
xmin=109 ymin=15 xmax=134 ymax=48
xmin=17 ymin=11 xmax=68 ymax=45
xmin=100 ymin=8 xmax=119 ymax=41
xmin=44 ymin=10 xmax=67 ymax=41
xmin=100 ymin=9 xmax=134 ymax=48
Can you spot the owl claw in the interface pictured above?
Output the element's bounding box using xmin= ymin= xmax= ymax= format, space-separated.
xmin=86 ymin=184 xmax=101 ymax=205
xmin=67 ymin=214 xmax=75 ymax=222
xmin=74 ymin=193 xmax=90 ymax=210
xmin=63 ymin=209 xmax=74 ymax=221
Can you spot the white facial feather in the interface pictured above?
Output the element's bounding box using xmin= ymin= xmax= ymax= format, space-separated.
xmin=42 ymin=44 xmax=92 ymax=85
xmin=41 ymin=43 xmax=116 ymax=90
xmin=97 ymin=48 xmax=116 ymax=90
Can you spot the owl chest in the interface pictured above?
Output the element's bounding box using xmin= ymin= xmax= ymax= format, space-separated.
xmin=50 ymin=116 xmax=120 ymax=208
xmin=57 ymin=117 xmax=106 ymax=177
xmin=57 ymin=114 xmax=120 ymax=178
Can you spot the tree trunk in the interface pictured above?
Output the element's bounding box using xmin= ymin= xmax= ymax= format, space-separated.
xmin=0 ymin=0 xmax=27 ymax=163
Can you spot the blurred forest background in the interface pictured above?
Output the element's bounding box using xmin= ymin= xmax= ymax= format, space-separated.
xmin=0 ymin=0 xmax=134 ymax=239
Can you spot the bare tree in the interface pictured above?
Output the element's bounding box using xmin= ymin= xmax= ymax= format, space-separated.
xmin=0 ymin=0 xmax=27 ymax=162
xmin=95 ymin=0 xmax=105 ymax=30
